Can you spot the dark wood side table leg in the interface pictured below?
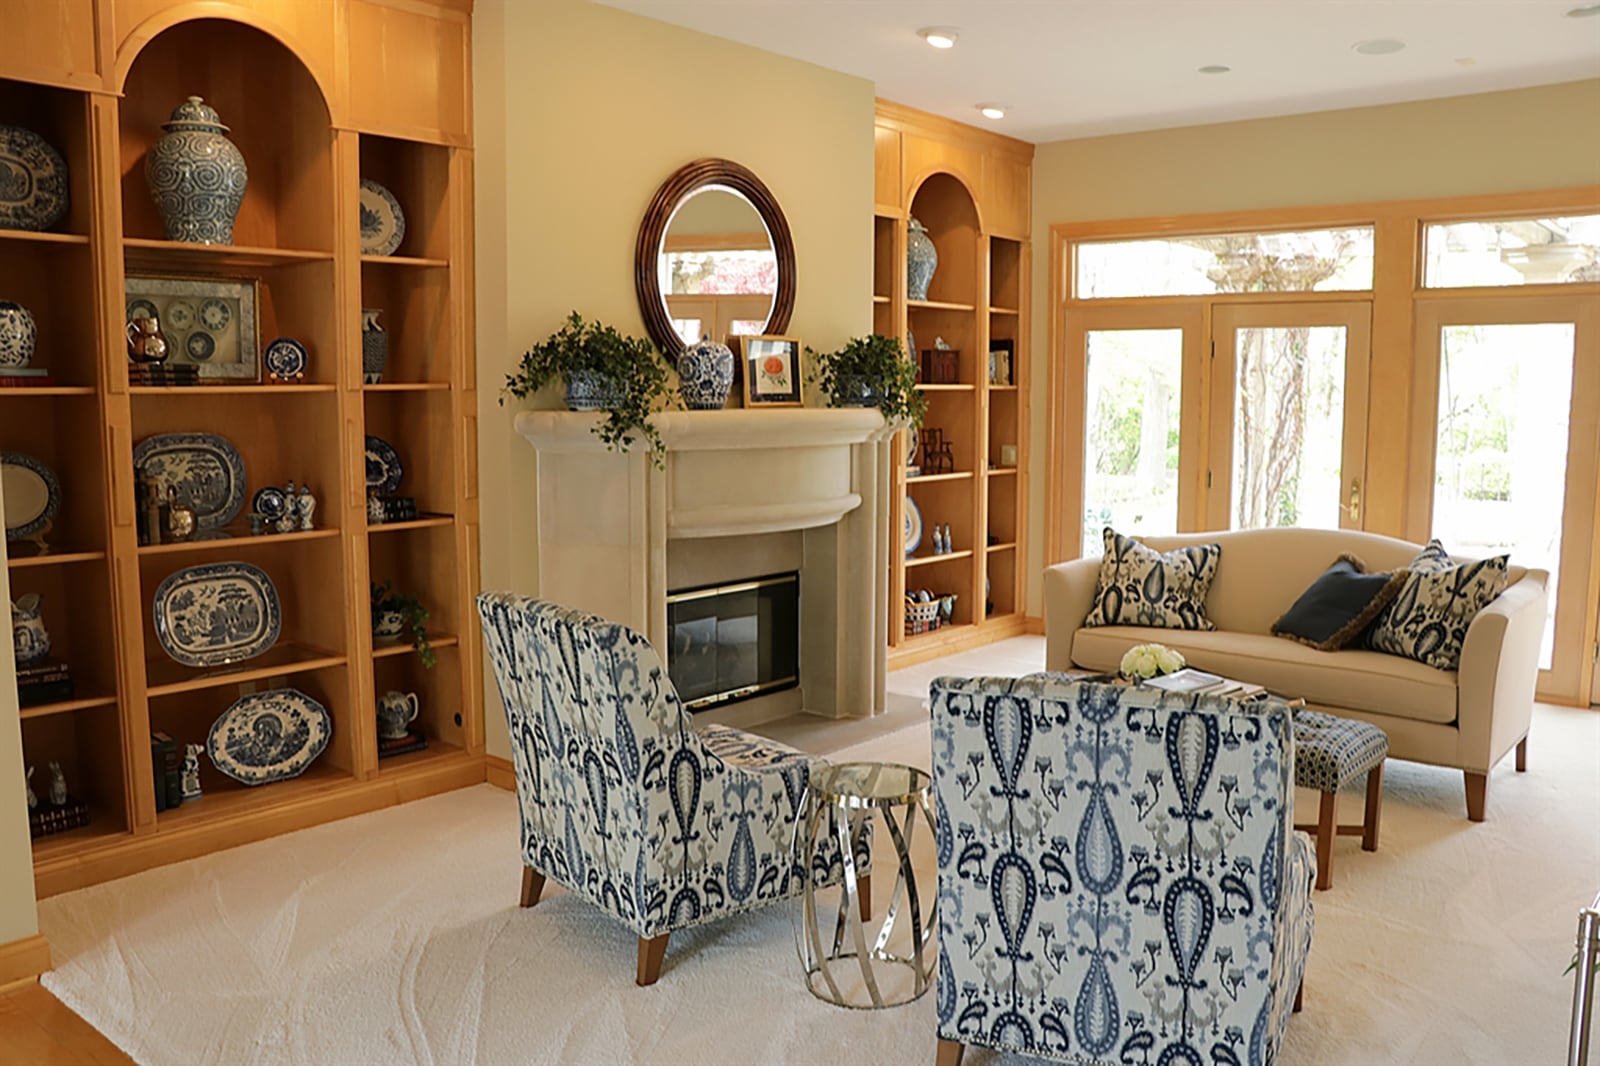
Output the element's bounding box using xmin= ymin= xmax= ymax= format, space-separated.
xmin=1315 ymin=790 xmax=1335 ymax=891
xmin=519 ymin=866 xmax=545 ymax=908
xmin=1516 ymin=736 xmax=1528 ymax=773
xmin=1362 ymin=763 xmax=1383 ymax=852
xmin=936 ymin=1038 xmax=965 ymax=1066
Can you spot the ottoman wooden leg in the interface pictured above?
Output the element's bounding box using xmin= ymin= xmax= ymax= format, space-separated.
xmin=1293 ymin=979 xmax=1304 ymax=1013
xmin=936 ymin=1038 xmax=965 ymax=1066
xmin=1314 ymin=790 xmax=1335 ymax=891
xmin=1515 ymin=736 xmax=1527 ymax=773
xmin=1361 ymin=763 xmax=1383 ymax=852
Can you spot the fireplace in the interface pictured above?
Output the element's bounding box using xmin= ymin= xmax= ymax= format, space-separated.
xmin=666 ymin=573 xmax=799 ymax=710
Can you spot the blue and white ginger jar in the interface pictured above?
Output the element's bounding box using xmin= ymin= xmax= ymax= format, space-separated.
xmin=11 ymin=594 xmax=49 ymax=667
xmin=907 ymin=217 xmax=938 ymax=301
xmin=145 ymin=96 xmax=248 ymax=245
xmin=0 ymin=301 xmax=36 ymax=369
xmin=677 ymin=335 xmax=734 ymax=410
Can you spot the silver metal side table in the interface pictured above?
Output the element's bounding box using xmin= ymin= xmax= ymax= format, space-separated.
xmin=1570 ymin=889 xmax=1599 ymax=1066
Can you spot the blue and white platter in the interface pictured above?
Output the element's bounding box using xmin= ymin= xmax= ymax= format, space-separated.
xmin=903 ymin=494 xmax=922 ymax=556
xmin=153 ymin=560 xmax=281 ymax=668
xmin=365 ymin=435 xmax=403 ymax=495
xmin=358 ymin=179 xmax=405 ymax=257
xmin=207 ymin=687 xmax=331 ymax=786
xmin=263 ymin=337 xmax=308 ymax=379
xmin=1 ymin=452 xmax=60 ymax=541
xmin=0 ymin=125 xmax=68 ymax=232
xmin=133 ymin=432 xmax=247 ymax=531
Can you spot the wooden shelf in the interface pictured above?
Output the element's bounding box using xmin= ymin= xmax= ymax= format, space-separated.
xmin=375 ymin=738 xmax=465 ymax=775
xmin=138 ymin=526 xmax=340 ymax=556
xmin=989 ymin=385 xmax=1020 ymax=392
xmin=361 ymin=253 xmax=449 ymax=268
xmin=0 ymin=230 xmax=90 ymax=248
xmin=145 ymin=642 xmax=346 ymax=698
xmin=19 ymin=694 xmax=119 ymax=721
xmin=8 ymin=550 xmax=107 ymax=569
xmin=368 ymin=514 xmax=454 ymax=533
xmin=908 ymin=298 xmax=976 ymax=312
xmin=29 ymin=823 xmax=130 ymax=865
xmin=899 ymin=622 xmax=979 ymax=649
xmin=373 ymin=632 xmax=460 ymax=659
xmin=915 ymin=383 xmax=976 ymax=392
xmin=130 ymin=384 xmax=338 ymax=395
xmin=154 ymin=761 xmax=355 ymax=832
xmin=988 ymin=466 xmax=1019 ymax=476
xmin=0 ymin=386 xmax=95 ymax=397
xmin=905 ymin=549 xmax=974 ymax=568
xmin=123 ymin=237 xmax=334 ymax=271
xmin=364 ymin=382 xmax=450 ymax=392
xmin=908 ymin=471 xmax=973 ymax=484
xmin=986 ymin=541 xmax=1018 ymax=553
xmin=989 ymin=306 xmax=1020 ymax=316
xmin=873 ymin=294 xmax=890 ymax=304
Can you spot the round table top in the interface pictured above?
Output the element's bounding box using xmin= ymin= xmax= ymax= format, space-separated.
xmin=811 ymin=760 xmax=931 ymax=805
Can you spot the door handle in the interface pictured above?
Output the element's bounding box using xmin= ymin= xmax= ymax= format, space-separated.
xmin=1343 ymin=479 xmax=1361 ymax=522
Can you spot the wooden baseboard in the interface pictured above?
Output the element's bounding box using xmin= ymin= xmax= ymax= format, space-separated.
xmin=0 ymin=935 xmax=50 ymax=987
xmin=1023 ymin=615 xmax=1045 ymax=635
xmin=486 ymin=755 xmax=515 ymax=791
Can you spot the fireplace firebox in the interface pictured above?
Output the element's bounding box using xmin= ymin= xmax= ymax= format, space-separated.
xmin=666 ymin=573 xmax=799 ymax=711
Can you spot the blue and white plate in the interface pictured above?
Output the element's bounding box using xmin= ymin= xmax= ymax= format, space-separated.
xmin=185 ymin=329 xmax=215 ymax=361
xmin=199 ymin=298 xmax=230 ymax=331
xmin=207 ymin=687 xmax=331 ymax=786
xmin=126 ymin=298 xmax=159 ymax=323
xmin=263 ymin=337 xmax=308 ymax=379
xmin=252 ymin=486 xmax=288 ymax=519
xmin=153 ymin=560 xmax=281 ymax=667
xmin=903 ymin=494 xmax=922 ymax=556
xmin=134 ymin=432 xmax=247 ymax=530
xmin=1 ymin=452 xmax=60 ymax=541
xmin=359 ymin=179 xmax=405 ymax=257
xmin=365 ymin=435 xmax=403 ymax=495
xmin=0 ymin=125 xmax=68 ymax=232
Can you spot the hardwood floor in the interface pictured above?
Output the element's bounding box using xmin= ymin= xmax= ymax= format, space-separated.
xmin=0 ymin=982 xmax=130 ymax=1065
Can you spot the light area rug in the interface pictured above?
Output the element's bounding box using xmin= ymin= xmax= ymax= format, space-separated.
xmin=39 ymin=692 xmax=1600 ymax=1065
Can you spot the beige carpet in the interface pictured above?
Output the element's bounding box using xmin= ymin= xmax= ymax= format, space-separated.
xmin=37 ymin=644 xmax=1600 ymax=1064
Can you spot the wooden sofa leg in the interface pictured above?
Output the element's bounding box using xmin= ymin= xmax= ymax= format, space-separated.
xmin=1361 ymin=763 xmax=1383 ymax=852
xmin=1293 ymin=979 xmax=1304 ymax=1013
xmin=936 ymin=1038 xmax=965 ymax=1066
xmin=1515 ymin=736 xmax=1528 ymax=773
xmin=1314 ymin=790 xmax=1335 ymax=891
xmin=637 ymin=933 xmax=670 ymax=986
xmin=519 ymin=866 xmax=545 ymax=908
xmin=857 ymin=873 xmax=873 ymax=923
xmin=1464 ymin=771 xmax=1488 ymax=823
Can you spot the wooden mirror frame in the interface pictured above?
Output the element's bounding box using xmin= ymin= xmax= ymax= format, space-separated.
xmin=634 ymin=158 xmax=796 ymax=358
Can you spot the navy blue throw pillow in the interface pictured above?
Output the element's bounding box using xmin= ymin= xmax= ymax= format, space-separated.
xmin=1272 ymin=555 xmax=1408 ymax=651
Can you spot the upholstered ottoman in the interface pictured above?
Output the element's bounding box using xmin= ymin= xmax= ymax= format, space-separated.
xmin=1292 ymin=710 xmax=1389 ymax=890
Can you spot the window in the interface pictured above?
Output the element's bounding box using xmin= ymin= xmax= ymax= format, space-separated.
xmin=1075 ymin=226 xmax=1374 ymax=299
xmin=1423 ymin=214 xmax=1600 ymax=288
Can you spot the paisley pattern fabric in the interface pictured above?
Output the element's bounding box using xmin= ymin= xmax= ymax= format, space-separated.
xmin=477 ymin=593 xmax=862 ymax=940
xmin=932 ymin=674 xmax=1314 ymax=1066
xmin=1291 ymin=710 xmax=1388 ymax=794
xmin=1364 ymin=538 xmax=1509 ymax=670
xmin=1085 ymin=528 xmax=1221 ymax=631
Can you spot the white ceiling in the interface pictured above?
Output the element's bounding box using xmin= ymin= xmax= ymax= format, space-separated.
xmin=592 ymin=0 xmax=1600 ymax=142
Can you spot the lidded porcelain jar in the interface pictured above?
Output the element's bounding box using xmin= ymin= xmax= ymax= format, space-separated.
xmin=906 ymin=217 xmax=938 ymax=301
xmin=0 ymin=301 xmax=36 ymax=369
xmin=11 ymin=593 xmax=50 ymax=667
xmin=145 ymin=96 xmax=248 ymax=245
xmin=677 ymin=335 xmax=734 ymax=410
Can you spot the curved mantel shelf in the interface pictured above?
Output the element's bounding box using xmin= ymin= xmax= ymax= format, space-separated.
xmin=514 ymin=407 xmax=897 ymax=453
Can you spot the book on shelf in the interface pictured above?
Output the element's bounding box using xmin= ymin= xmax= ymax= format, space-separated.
xmin=377 ymin=731 xmax=428 ymax=759
xmin=18 ymin=658 xmax=73 ymax=708
xmin=150 ymin=732 xmax=182 ymax=812
xmin=0 ymin=368 xmax=55 ymax=387
xmin=29 ymin=795 xmax=89 ymax=839
xmin=1143 ymin=669 xmax=1224 ymax=693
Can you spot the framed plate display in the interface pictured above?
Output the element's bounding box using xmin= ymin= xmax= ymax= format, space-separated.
xmin=364 ymin=435 xmax=403 ymax=495
xmin=207 ymin=687 xmax=332 ymax=786
xmin=903 ymin=494 xmax=923 ymax=557
xmin=1 ymin=452 xmax=60 ymax=542
xmin=359 ymin=179 xmax=406 ymax=256
xmin=153 ymin=561 xmax=281 ymax=667
xmin=125 ymin=275 xmax=258 ymax=380
xmin=0 ymin=125 xmax=69 ymax=232
xmin=133 ymin=432 xmax=247 ymax=530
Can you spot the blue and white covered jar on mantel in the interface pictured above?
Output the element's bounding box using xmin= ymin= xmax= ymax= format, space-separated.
xmin=145 ymin=96 xmax=248 ymax=245
xmin=677 ymin=335 xmax=734 ymax=410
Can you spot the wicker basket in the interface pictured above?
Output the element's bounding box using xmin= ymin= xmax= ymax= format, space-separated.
xmin=904 ymin=597 xmax=943 ymax=637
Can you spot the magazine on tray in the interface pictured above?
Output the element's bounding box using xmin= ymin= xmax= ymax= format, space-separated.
xmin=1143 ymin=668 xmax=1223 ymax=693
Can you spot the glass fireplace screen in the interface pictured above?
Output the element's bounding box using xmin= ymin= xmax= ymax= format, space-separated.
xmin=665 ymin=572 xmax=799 ymax=711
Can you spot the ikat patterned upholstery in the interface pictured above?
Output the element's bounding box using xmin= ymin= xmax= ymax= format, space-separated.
xmin=1364 ymin=538 xmax=1509 ymax=670
xmin=931 ymin=674 xmax=1314 ymax=1066
xmin=477 ymin=592 xmax=859 ymax=941
xmin=1085 ymin=528 xmax=1222 ymax=631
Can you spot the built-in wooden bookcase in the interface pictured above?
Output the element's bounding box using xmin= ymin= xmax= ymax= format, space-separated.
xmin=875 ymin=100 xmax=1033 ymax=667
xmin=3 ymin=0 xmax=480 ymax=896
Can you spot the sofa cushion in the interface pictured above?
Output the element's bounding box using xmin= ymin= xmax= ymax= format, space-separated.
xmin=1272 ymin=554 xmax=1408 ymax=651
xmin=1084 ymin=527 xmax=1221 ymax=631
xmin=1364 ymin=539 xmax=1509 ymax=671
xmin=1072 ymin=625 xmax=1458 ymax=725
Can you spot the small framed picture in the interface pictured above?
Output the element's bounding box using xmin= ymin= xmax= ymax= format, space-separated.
xmin=125 ymin=275 xmax=260 ymax=381
xmin=739 ymin=335 xmax=803 ymax=406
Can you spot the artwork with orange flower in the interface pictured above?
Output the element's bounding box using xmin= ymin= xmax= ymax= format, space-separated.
xmin=739 ymin=335 xmax=802 ymax=406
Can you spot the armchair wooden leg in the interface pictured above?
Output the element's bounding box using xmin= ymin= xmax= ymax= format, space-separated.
xmin=1361 ymin=763 xmax=1383 ymax=852
xmin=857 ymin=873 xmax=873 ymax=923
xmin=1464 ymin=771 xmax=1488 ymax=823
xmin=936 ymin=1037 xmax=965 ymax=1066
xmin=1515 ymin=736 xmax=1528 ymax=773
xmin=519 ymin=866 xmax=545 ymax=908
xmin=1313 ymin=790 xmax=1335 ymax=891
xmin=637 ymin=933 xmax=670 ymax=987
xmin=1293 ymin=979 xmax=1304 ymax=1013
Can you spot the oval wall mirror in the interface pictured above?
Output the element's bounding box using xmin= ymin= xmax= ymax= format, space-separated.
xmin=635 ymin=158 xmax=796 ymax=358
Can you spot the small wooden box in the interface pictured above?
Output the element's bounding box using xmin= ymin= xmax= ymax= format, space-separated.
xmin=921 ymin=348 xmax=959 ymax=384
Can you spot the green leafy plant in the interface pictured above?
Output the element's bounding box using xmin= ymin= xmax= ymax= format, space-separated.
xmin=370 ymin=579 xmax=436 ymax=669
xmin=501 ymin=311 xmax=673 ymax=461
xmin=810 ymin=333 xmax=927 ymax=427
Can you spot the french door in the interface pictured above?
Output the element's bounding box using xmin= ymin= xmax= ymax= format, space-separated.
xmin=1411 ymin=294 xmax=1600 ymax=704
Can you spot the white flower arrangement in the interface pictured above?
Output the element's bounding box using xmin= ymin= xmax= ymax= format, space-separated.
xmin=1120 ymin=642 xmax=1186 ymax=680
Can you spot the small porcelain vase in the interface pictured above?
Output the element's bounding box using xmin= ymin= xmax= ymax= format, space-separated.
xmin=377 ymin=691 xmax=420 ymax=740
xmin=146 ymin=96 xmax=248 ymax=245
xmin=677 ymin=335 xmax=735 ymax=410
xmin=373 ymin=609 xmax=405 ymax=643
xmin=361 ymin=309 xmax=387 ymax=384
xmin=126 ymin=315 xmax=169 ymax=364
xmin=906 ymin=217 xmax=938 ymax=301
xmin=0 ymin=301 xmax=37 ymax=369
xmin=47 ymin=760 xmax=66 ymax=806
xmin=11 ymin=593 xmax=50 ymax=667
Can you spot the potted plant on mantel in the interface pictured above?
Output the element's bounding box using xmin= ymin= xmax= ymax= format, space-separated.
xmin=502 ymin=310 xmax=673 ymax=458
xmin=371 ymin=579 xmax=437 ymax=669
xmin=811 ymin=333 xmax=927 ymax=427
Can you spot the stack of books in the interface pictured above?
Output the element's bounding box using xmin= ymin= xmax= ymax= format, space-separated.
xmin=1144 ymin=668 xmax=1265 ymax=699
xmin=0 ymin=368 xmax=53 ymax=387
xmin=377 ymin=731 xmax=428 ymax=759
xmin=150 ymin=732 xmax=184 ymax=811
xmin=29 ymin=796 xmax=89 ymax=839
xmin=129 ymin=363 xmax=200 ymax=387
xmin=17 ymin=659 xmax=73 ymax=708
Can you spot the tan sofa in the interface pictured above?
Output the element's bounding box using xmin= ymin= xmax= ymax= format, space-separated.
xmin=1044 ymin=527 xmax=1549 ymax=822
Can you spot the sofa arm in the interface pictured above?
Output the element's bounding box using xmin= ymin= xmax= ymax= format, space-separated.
xmin=1456 ymin=570 xmax=1549 ymax=772
xmin=1043 ymin=558 xmax=1103 ymax=671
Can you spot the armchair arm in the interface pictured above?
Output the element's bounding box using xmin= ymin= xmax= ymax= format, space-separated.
xmin=1456 ymin=570 xmax=1549 ymax=772
xmin=1043 ymin=558 xmax=1103 ymax=671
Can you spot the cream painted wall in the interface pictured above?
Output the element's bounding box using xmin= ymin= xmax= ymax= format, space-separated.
xmin=473 ymin=0 xmax=875 ymax=758
xmin=1025 ymin=78 xmax=1600 ymax=615
xmin=0 ymin=498 xmax=42 ymax=948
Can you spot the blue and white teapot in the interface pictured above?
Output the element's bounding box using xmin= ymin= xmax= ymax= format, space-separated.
xmin=11 ymin=593 xmax=49 ymax=667
xmin=677 ymin=335 xmax=734 ymax=410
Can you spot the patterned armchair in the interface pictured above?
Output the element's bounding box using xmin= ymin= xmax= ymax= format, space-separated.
xmin=931 ymin=675 xmax=1315 ymax=1066
xmin=477 ymin=592 xmax=863 ymax=985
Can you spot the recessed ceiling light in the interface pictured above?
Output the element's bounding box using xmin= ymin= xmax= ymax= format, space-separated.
xmin=1353 ymin=38 xmax=1406 ymax=55
xmin=917 ymin=27 xmax=959 ymax=49
xmin=1567 ymin=3 xmax=1600 ymax=16
xmin=977 ymin=104 xmax=1006 ymax=120
xmin=1197 ymin=64 xmax=1231 ymax=75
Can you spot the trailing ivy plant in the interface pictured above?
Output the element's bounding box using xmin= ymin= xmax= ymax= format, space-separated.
xmin=370 ymin=579 xmax=436 ymax=669
xmin=810 ymin=333 xmax=927 ymax=427
xmin=501 ymin=311 xmax=673 ymax=462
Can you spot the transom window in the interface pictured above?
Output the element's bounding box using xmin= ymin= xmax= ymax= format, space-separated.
xmin=1074 ymin=226 xmax=1374 ymax=299
xmin=1423 ymin=214 xmax=1600 ymax=288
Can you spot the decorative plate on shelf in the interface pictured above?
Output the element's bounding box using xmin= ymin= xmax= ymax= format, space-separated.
xmin=359 ymin=179 xmax=406 ymax=257
xmin=252 ymin=486 xmax=287 ymax=520
xmin=263 ymin=337 xmax=308 ymax=379
xmin=185 ymin=330 xmax=215 ymax=361
xmin=199 ymin=298 xmax=231 ymax=331
xmin=133 ymin=432 xmax=247 ymax=530
xmin=364 ymin=435 xmax=403 ymax=495
xmin=0 ymin=125 xmax=69 ymax=232
xmin=1 ymin=452 xmax=60 ymax=541
xmin=903 ymin=494 xmax=922 ymax=557
xmin=153 ymin=560 xmax=281 ymax=668
xmin=207 ymin=687 xmax=331 ymax=786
